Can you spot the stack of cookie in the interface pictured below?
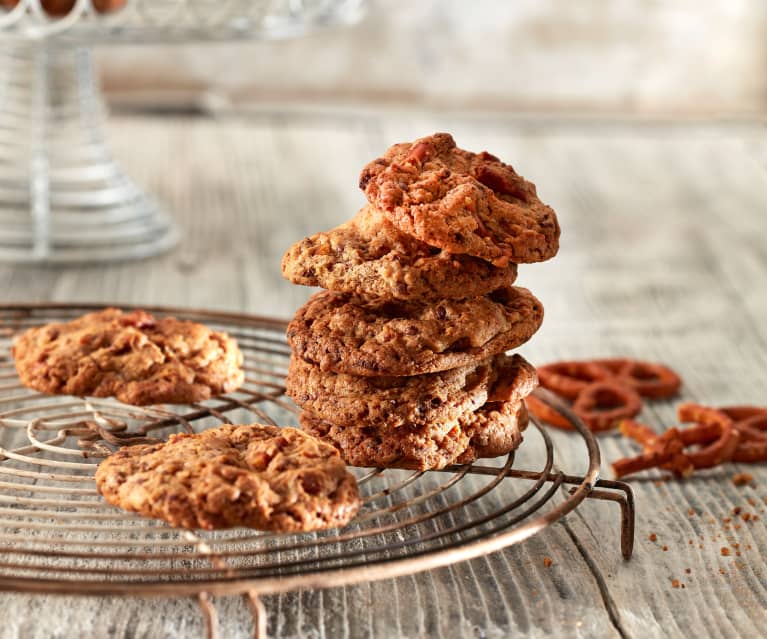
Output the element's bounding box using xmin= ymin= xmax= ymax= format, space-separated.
xmin=282 ymin=133 xmax=560 ymax=470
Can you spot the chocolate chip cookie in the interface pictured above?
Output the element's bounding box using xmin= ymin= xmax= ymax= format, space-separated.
xmin=286 ymin=352 xmax=537 ymax=430
xmin=359 ymin=133 xmax=560 ymax=267
xmin=95 ymin=424 xmax=361 ymax=531
xmin=282 ymin=204 xmax=517 ymax=301
xmin=287 ymin=286 xmax=543 ymax=377
xmin=13 ymin=308 xmax=244 ymax=406
xmin=301 ymin=399 xmax=528 ymax=470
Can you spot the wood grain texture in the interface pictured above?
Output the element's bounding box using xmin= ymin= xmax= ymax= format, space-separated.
xmin=0 ymin=112 xmax=766 ymax=638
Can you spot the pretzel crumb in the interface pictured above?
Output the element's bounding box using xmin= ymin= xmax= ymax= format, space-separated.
xmin=732 ymin=472 xmax=753 ymax=486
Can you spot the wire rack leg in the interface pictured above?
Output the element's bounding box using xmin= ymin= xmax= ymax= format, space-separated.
xmin=198 ymin=592 xmax=220 ymax=639
xmin=577 ymin=478 xmax=636 ymax=560
xmin=247 ymin=591 xmax=267 ymax=639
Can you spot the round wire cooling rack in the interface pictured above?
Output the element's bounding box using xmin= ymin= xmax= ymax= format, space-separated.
xmin=0 ymin=0 xmax=365 ymax=264
xmin=0 ymin=303 xmax=635 ymax=639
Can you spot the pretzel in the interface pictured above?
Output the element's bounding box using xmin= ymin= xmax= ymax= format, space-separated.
xmin=525 ymin=394 xmax=572 ymax=429
xmin=613 ymin=420 xmax=693 ymax=477
xmin=612 ymin=405 xmax=741 ymax=478
xmin=675 ymin=404 xmax=740 ymax=470
xmin=572 ymin=381 xmax=642 ymax=431
xmin=720 ymin=405 xmax=767 ymax=421
xmin=722 ymin=407 xmax=767 ymax=463
xmin=528 ymin=380 xmax=642 ymax=432
xmin=595 ymin=358 xmax=681 ymax=399
xmin=616 ymin=431 xmax=693 ymax=477
xmin=537 ymin=361 xmax=612 ymax=400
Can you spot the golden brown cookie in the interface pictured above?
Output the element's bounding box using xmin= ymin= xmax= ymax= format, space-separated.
xmin=12 ymin=308 xmax=244 ymax=406
xmin=287 ymin=286 xmax=543 ymax=377
xmin=286 ymin=352 xmax=537 ymax=430
xmin=359 ymin=133 xmax=560 ymax=267
xmin=281 ymin=204 xmax=517 ymax=301
xmin=301 ymin=400 xmax=529 ymax=471
xmin=95 ymin=424 xmax=361 ymax=531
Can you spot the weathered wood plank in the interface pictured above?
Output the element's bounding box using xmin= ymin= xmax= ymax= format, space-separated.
xmin=0 ymin=112 xmax=765 ymax=638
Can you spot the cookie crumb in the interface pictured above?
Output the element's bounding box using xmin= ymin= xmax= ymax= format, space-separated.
xmin=721 ymin=547 xmax=731 ymax=557
xmin=648 ymin=533 xmax=657 ymax=542
xmin=662 ymin=545 xmax=669 ymax=552
xmin=671 ymin=579 xmax=681 ymax=589
xmin=685 ymin=568 xmax=691 ymax=574
xmin=543 ymin=557 xmax=553 ymax=568
xmin=732 ymin=472 xmax=753 ymax=486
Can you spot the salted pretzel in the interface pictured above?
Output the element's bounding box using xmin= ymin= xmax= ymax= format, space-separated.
xmin=612 ymin=404 xmax=741 ymax=478
xmin=525 ymin=394 xmax=572 ymax=429
xmin=721 ymin=406 xmax=767 ymax=463
xmin=527 ymin=380 xmax=641 ymax=432
xmin=595 ymin=358 xmax=681 ymax=399
xmin=531 ymin=357 xmax=682 ymax=432
xmin=536 ymin=361 xmax=612 ymax=400
xmin=572 ymin=381 xmax=642 ymax=431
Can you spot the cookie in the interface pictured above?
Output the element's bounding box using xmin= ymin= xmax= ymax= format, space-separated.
xmin=286 ymin=352 xmax=537 ymax=430
xmin=301 ymin=399 xmax=529 ymax=471
xmin=359 ymin=133 xmax=560 ymax=267
xmin=287 ymin=286 xmax=543 ymax=377
xmin=281 ymin=204 xmax=517 ymax=301
xmin=12 ymin=308 xmax=244 ymax=406
xmin=95 ymin=424 xmax=361 ymax=532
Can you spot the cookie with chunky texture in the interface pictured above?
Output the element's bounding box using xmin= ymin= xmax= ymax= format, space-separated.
xmin=301 ymin=400 xmax=529 ymax=471
xmin=287 ymin=286 xmax=543 ymax=377
xmin=359 ymin=133 xmax=560 ymax=266
xmin=95 ymin=424 xmax=361 ymax=531
xmin=282 ymin=204 xmax=517 ymax=301
xmin=13 ymin=308 xmax=244 ymax=405
xmin=286 ymin=352 xmax=537 ymax=430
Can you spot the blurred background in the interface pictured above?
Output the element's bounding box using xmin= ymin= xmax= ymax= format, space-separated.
xmin=101 ymin=0 xmax=767 ymax=118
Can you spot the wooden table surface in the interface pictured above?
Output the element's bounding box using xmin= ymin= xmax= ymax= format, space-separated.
xmin=1 ymin=110 xmax=766 ymax=639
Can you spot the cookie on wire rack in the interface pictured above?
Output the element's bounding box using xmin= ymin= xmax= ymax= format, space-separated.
xmin=95 ymin=424 xmax=361 ymax=532
xmin=301 ymin=399 xmax=529 ymax=471
xmin=12 ymin=307 xmax=244 ymax=406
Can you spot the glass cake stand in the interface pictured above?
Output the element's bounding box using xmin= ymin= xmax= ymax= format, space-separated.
xmin=0 ymin=0 xmax=365 ymax=263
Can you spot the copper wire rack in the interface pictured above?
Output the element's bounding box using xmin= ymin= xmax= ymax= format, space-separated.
xmin=0 ymin=303 xmax=635 ymax=639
